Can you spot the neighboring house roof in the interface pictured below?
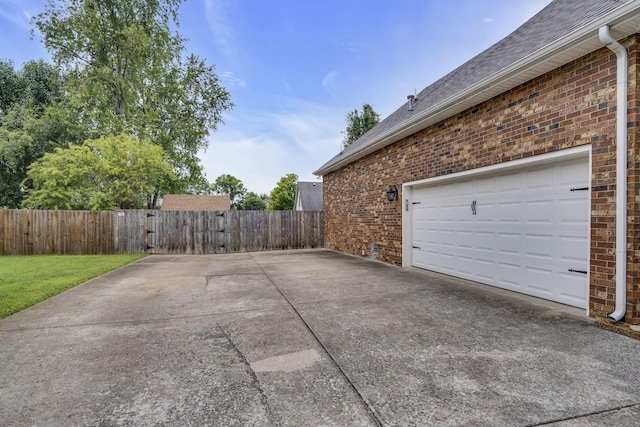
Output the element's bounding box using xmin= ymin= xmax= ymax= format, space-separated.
xmin=161 ymin=194 xmax=231 ymax=211
xmin=294 ymin=182 xmax=323 ymax=211
xmin=315 ymin=0 xmax=640 ymax=175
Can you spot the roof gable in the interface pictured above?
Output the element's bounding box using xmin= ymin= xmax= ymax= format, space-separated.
xmin=294 ymin=182 xmax=323 ymax=211
xmin=161 ymin=194 xmax=231 ymax=211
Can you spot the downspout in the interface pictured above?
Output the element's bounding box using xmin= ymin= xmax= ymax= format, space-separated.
xmin=599 ymin=25 xmax=627 ymax=321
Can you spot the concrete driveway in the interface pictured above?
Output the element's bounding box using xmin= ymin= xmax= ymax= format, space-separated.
xmin=1 ymin=250 xmax=639 ymax=426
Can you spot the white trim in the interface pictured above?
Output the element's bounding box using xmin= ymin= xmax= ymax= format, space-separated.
xmin=404 ymin=145 xmax=590 ymax=189
xmin=586 ymin=146 xmax=593 ymax=316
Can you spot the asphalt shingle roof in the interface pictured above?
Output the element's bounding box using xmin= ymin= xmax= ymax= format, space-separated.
xmin=161 ymin=194 xmax=231 ymax=211
xmin=315 ymin=0 xmax=632 ymax=175
xmin=295 ymin=182 xmax=323 ymax=211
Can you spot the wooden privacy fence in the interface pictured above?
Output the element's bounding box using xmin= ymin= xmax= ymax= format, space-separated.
xmin=0 ymin=209 xmax=323 ymax=255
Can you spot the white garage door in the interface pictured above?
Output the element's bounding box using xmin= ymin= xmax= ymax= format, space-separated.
xmin=411 ymin=157 xmax=589 ymax=308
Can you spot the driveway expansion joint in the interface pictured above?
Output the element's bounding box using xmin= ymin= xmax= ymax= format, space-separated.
xmin=248 ymin=253 xmax=385 ymax=427
xmin=525 ymin=402 xmax=640 ymax=426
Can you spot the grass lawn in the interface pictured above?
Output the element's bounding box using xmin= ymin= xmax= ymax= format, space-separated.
xmin=0 ymin=254 xmax=146 ymax=320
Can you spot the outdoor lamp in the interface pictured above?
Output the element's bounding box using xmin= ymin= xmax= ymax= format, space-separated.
xmin=386 ymin=185 xmax=398 ymax=203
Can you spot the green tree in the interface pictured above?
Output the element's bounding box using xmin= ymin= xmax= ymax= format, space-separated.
xmin=341 ymin=103 xmax=380 ymax=149
xmin=22 ymin=133 xmax=175 ymax=210
xmin=33 ymin=0 xmax=233 ymax=199
xmin=18 ymin=59 xmax=65 ymax=111
xmin=268 ymin=173 xmax=298 ymax=211
xmin=185 ymin=176 xmax=213 ymax=195
xmin=211 ymin=174 xmax=247 ymax=209
xmin=0 ymin=60 xmax=20 ymax=113
xmin=0 ymin=125 xmax=30 ymax=208
xmin=239 ymin=192 xmax=267 ymax=210
xmin=0 ymin=59 xmax=77 ymax=208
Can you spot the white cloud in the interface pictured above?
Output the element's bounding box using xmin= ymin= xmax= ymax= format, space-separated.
xmin=0 ymin=0 xmax=34 ymax=31
xmin=204 ymin=0 xmax=233 ymax=55
xmin=483 ymin=17 xmax=494 ymax=23
xmin=220 ymin=71 xmax=246 ymax=87
xmin=268 ymin=101 xmax=342 ymax=157
xmin=322 ymin=70 xmax=339 ymax=95
xmin=200 ymin=99 xmax=342 ymax=194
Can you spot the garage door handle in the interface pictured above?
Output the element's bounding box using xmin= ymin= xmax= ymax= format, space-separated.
xmin=471 ymin=200 xmax=477 ymax=215
xmin=568 ymin=268 xmax=587 ymax=275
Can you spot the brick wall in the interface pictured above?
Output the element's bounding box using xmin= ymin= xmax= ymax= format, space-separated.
xmin=628 ymin=36 xmax=640 ymax=323
xmin=323 ymin=36 xmax=639 ymax=323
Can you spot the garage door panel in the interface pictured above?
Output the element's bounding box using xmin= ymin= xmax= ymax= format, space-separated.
xmin=558 ymin=198 xmax=589 ymax=224
xmin=524 ymin=266 xmax=554 ymax=295
xmin=457 ymin=256 xmax=475 ymax=277
xmin=455 ymin=202 xmax=474 ymax=223
xmin=440 ymin=204 xmax=456 ymax=222
xmin=417 ymin=250 xmax=439 ymax=270
xmin=497 ymin=232 xmax=521 ymax=256
xmin=559 ymin=161 xmax=588 ymax=186
xmin=476 ymin=177 xmax=497 ymax=196
xmin=524 ymin=199 xmax=555 ymax=224
xmin=525 ymin=168 xmax=555 ymax=191
xmin=496 ymin=201 xmax=521 ymax=223
xmin=476 ymin=258 xmax=496 ymax=282
xmin=456 ymin=180 xmax=476 ymax=198
xmin=496 ymin=262 xmax=521 ymax=289
xmin=558 ymin=273 xmax=588 ymax=306
xmin=556 ymin=235 xmax=588 ymax=265
xmin=498 ymin=172 xmax=522 ymax=193
xmin=457 ymin=240 xmax=474 ymax=251
xmin=477 ymin=201 xmax=499 ymax=223
xmin=476 ymin=231 xmax=497 ymax=253
xmin=411 ymin=156 xmax=589 ymax=309
xmin=524 ymin=234 xmax=554 ymax=261
xmin=440 ymin=252 xmax=456 ymax=273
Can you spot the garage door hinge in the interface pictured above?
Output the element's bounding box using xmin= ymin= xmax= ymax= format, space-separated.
xmin=568 ymin=268 xmax=587 ymax=275
xmin=570 ymin=187 xmax=589 ymax=192
xmin=412 ymin=202 xmax=421 ymax=205
xmin=412 ymin=246 xmax=421 ymax=249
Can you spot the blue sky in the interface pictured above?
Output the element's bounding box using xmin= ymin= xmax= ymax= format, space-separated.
xmin=1 ymin=0 xmax=553 ymax=195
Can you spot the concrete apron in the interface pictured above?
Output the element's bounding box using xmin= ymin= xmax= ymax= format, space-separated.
xmin=0 ymin=249 xmax=638 ymax=426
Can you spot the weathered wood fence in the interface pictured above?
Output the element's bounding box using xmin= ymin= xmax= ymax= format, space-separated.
xmin=0 ymin=209 xmax=323 ymax=255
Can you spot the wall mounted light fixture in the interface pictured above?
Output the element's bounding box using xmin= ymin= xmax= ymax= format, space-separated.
xmin=386 ymin=185 xmax=398 ymax=203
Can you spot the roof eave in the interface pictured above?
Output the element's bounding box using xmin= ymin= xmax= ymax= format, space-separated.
xmin=314 ymin=1 xmax=640 ymax=176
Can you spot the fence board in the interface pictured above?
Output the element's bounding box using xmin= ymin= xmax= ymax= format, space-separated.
xmin=0 ymin=209 xmax=323 ymax=255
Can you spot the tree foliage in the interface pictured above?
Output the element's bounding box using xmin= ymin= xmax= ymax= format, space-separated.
xmin=23 ymin=133 xmax=175 ymax=210
xmin=33 ymin=0 xmax=233 ymax=196
xmin=211 ymin=174 xmax=247 ymax=209
xmin=239 ymin=192 xmax=267 ymax=210
xmin=341 ymin=103 xmax=380 ymax=149
xmin=0 ymin=59 xmax=77 ymax=208
xmin=268 ymin=173 xmax=298 ymax=211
